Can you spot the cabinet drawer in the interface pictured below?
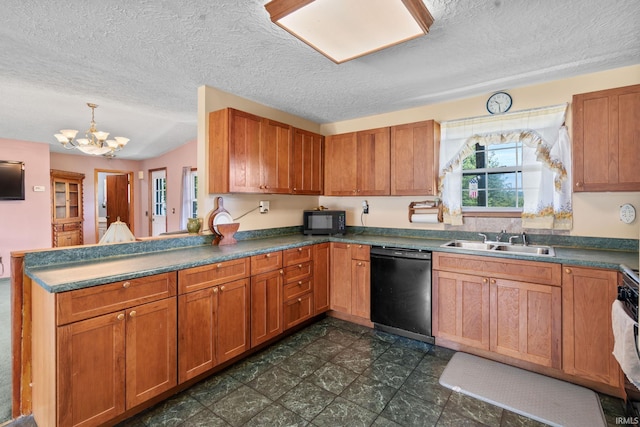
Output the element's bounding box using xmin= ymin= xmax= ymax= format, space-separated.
xmin=178 ymin=258 xmax=250 ymax=294
xmin=251 ymin=251 xmax=283 ymax=275
xmin=283 ymin=292 xmax=314 ymax=330
xmin=284 ymin=278 xmax=313 ymax=301
xmin=284 ymin=261 xmax=313 ymax=283
xmin=352 ymin=244 xmax=370 ymax=261
xmin=283 ymin=246 xmax=313 ymax=267
xmin=433 ymin=252 xmax=562 ymax=286
xmin=62 ymin=222 xmax=81 ymax=231
xmin=57 ymin=272 xmax=177 ymax=325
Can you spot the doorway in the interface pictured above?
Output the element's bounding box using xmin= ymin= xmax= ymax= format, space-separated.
xmin=95 ymin=169 xmax=135 ymax=242
xmin=149 ymin=168 xmax=167 ymax=236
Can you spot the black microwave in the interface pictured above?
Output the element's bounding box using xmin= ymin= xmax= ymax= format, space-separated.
xmin=303 ymin=210 xmax=346 ymax=235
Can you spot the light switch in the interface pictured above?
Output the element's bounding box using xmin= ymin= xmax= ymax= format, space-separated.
xmin=33 ymin=186 xmax=45 ymax=192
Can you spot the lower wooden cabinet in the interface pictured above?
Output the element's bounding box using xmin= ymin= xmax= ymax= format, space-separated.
xmin=330 ymin=243 xmax=371 ymax=321
xmin=563 ymin=266 xmax=621 ymax=387
xmin=313 ymin=243 xmax=330 ymax=314
xmin=251 ymin=269 xmax=283 ymax=347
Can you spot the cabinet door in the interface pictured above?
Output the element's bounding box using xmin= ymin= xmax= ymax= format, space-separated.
xmin=228 ymin=109 xmax=263 ymax=193
xmin=357 ymin=127 xmax=390 ymax=195
xmin=325 ymin=132 xmax=358 ymax=195
xmin=330 ymin=243 xmax=352 ymax=313
xmin=284 ymin=292 xmax=314 ymax=330
xmin=390 ymin=120 xmax=439 ymax=195
xmin=261 ymin=119 xmax=293 ymax=193
xmin=313 ymin=243 xmax=330 ymax=314
xmin=292 ymin=128 xmax=324 ymax=195
xmin=351 ymin=260 xmax=370 ymax=319
xmin=490 ymin=279 xmax=561 ymax=368
xmin=573 ymin=84 xmax=640 ymax=191
xmin=58 ymin=311 xmax=126 ymax=427
xmin=178 ymin=288 xmax=216 ymax=383
xmin=217 ymin=278 xmax=250 ymax=364
xmin=563 ymin=266 xmax=621 ymax=387
xmin=251 ymin=270 xmax=283 ymax=347
xmin=432 ymin=270 xmax=490 ymax=350
xmin=125 ymin=298 xmax=177 ymax=408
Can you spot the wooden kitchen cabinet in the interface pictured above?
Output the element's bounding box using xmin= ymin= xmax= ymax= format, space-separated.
xmin=282 ymin=246 xmax=315 ymax=329
xmin=292 ymin=128 xmax=324 ymax=195
xmin=324 ymin=128 xmax=390 ymax=195
xmin=433 ymin=252 xmax=562 ymax=368
xmin=208 ymin=108 xmax=293 ymax=194
xmin=563 ymin=266 xmax=622 ymax=388
xmin=572 ymin=84 xmax=640 ymax=191
xmin=178 ymin=261 xmax=250 ymax=383
xmin=390 ymin=120 xmax=440 ymax=195
xmin=313 ymin=243 xmax=330 ymax=314
xmin=330 ymin=243 xmax=371 ymax=322
xmin=251 ymin=251 xmax=284 ymax=347
xmin=51 ymin=169 xmax=84 ymax=247
xmin=32 ymin=272 xmax=177 ymax=427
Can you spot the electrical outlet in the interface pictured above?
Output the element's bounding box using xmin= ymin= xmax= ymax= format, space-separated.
xmin=362 ymin=200 xmax=369 ymax=214
xmin=259 ymin=200 xmax=270 ymax=214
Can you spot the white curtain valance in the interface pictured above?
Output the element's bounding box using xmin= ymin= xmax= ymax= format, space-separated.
xmin=438 ymin=104 xmax=572 ymax=229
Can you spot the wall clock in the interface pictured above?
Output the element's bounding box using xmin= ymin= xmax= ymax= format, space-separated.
xmin=620 ymin=203 xmax=636 ymax=224
xmin=486 ymin=91 xmax=512 ymax=114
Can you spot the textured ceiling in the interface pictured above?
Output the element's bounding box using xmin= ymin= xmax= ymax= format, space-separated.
xmin=0 ymin=0 xmax=638 ymax=159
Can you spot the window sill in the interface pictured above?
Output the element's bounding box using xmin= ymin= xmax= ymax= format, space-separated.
xmin=462 ymin=211 xmax=521 ymax=218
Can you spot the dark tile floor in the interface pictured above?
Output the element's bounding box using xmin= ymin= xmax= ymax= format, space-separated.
xmin=5 ymin=317 xmax=630 ymax=427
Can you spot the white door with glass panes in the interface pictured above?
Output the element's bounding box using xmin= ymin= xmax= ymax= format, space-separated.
xmin=151 ymin=169 xmax=167 ymax=236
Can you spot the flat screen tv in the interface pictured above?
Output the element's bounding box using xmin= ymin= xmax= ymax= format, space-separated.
xmin=0 ymin=160 xmax=25 ymax=200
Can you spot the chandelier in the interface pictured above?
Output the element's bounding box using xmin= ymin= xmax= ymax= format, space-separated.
xmin=54 ymin=103 xmax=129 ymax=157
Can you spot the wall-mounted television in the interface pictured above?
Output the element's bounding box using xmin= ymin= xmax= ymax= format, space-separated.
xmin=0 ymin=160 xmax=25 ymax=200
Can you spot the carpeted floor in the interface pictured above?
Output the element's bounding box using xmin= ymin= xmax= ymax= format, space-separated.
xmin=0 ymin=277 xmax=11 ymax=423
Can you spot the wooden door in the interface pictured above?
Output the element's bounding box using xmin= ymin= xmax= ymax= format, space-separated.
xmin=432 ymin=270 xmax=490 ymax=350
xmin=125 ymin=298 xmax=177 ymax=408
xmin=216 ymin=278 xmax=250 ymax=364
xmin=251 ymin=270 xmax=283 ymax=347
xmin=261 ymin=118 xmax=292 ymax=193
xmin=390 ymin=120 xmax=439 ymax=195
xmin=330 ymin=243 xmax=353 ymax=313
xmin=357 ymin=127 xmax=390 ymax=195
xmin=228 ymin=109 xmax=263 ymax=193
xmin=292 ymin=128 xmax=324 ymax=195
xmin=57 ymin=311 xmax=125 ymax=427
xmin=313 ymin=243 xmax=330 ymax=314
xmin=106 ymin=174 xmax=130 ymax=228
xmin=351 ymin=259 xmax=370 ymax=319
xmin=324 ymin=132 xmax=358 ymax=195
xmin=490 ymin=279 xmax=561 ymax=368
xmin=178 ymin=288 xmax=216 ymax=383
xmin=563 ymin=266 xmax=621 ymax=387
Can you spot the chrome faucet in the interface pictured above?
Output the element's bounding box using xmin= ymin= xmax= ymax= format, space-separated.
xmin=522 ymin=231 xmax=528 ymax=246
xmin=508 ymin=235 xmax=519 ymax=244
xmin=496 ymin=229 xmax=506 ymax=242
xmin=478 ymin=233 xmax=487 ymax=243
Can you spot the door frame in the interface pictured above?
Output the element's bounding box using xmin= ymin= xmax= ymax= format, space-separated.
xmin=148 ymin=167 xmax=168 ymax=236
xmin=94 ymin=169 xmax=135 ymax=242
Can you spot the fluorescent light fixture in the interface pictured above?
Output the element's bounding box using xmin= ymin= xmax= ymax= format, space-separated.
xmin=265 ymin=0 xmax=434 ymax=63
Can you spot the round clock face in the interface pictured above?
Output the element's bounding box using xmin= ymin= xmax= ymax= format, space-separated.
xmin=620 ymin=203 xmax=636 ymax=224
xmin=487 ymin=92 xmax=512 ymax=114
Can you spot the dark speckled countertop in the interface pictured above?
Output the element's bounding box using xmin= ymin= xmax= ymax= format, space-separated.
xmin=25 ymin=229 xmax=639 ymax=293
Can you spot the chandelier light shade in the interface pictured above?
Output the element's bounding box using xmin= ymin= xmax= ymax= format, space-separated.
xmin=264 ymin=0 xmax=434 ymax=64
xmin=54 ymin=103 xmax=129 ymax=157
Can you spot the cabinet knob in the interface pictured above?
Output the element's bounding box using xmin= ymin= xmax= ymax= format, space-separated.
xmin=347 ymin=245 xmax=351 ymax=248
xmin=266 ymin=253 xmax=271 ymax=258
xmin=298 ymin=264 xmax=303 ymax=268
xmin=482 ymin=278 xmax=488 ymax=283
xmin=357 ymin=262 xmax=363 ymax=266
xmin=490 ymin=279 xmax=496 ymax=284
xmin=358 ymin=245 xmax=362 ymax=248
xmin=117 ymin=313 xmax=125 ymax=321
xmin=575 ymin=182 xmax=583 ymax=188
xmin=298 ymin=248 xmax=303 ymax=252
xmin=298 ymin=281 xmax=302 ymax=285
xmin=122 ymin=281 xmax=130 ymax=289
xmin=213 ymin=287 xmax=219 ymax=293
xmin=565 ymin=268 xmax=572 ymax=274
xmin=129 ymin=310 xmax=136 ymax=317
xmin=280 ymin=269 xmax=284 ymax=274
xmin=293 ymin=187 xmax=297 ymax=191
xmin=217 ymin=263 xmax=222 ymax=268
xmin=298 ymin=298 xmax=302 ymax=303
xmin=220 ymin=285 xmax=225 ymax=291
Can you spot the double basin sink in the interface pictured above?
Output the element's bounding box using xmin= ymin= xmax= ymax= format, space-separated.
xmin=441 ymin=240 xmax=555 ymax=257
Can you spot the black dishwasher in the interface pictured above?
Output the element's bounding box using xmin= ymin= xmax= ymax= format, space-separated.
xmin=370 ymin=246 xmax=433 ymax=343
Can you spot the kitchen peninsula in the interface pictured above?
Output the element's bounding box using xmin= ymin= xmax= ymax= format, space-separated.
xmin=11 ymin=227 xmax=639 ymax=426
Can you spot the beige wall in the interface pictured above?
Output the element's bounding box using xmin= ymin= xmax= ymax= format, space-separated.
xmin=198 ymin=65 xmax=640 ymax=238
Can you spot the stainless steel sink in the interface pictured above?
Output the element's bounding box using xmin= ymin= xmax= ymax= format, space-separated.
xmin=440 ymin=240 xmax=555 ymax=257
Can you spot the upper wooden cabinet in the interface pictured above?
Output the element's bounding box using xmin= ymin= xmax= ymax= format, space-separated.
xmin=292 ymin=128 xmax=324 ymax=195
xmin=325 ymin=127 xmax=391 ymax=196
xmin=51 ymin=169 xmax=84 ymax=247
xmin=572 ymin=84 xmax=640 ymax=191
xmin=390 ymin=120 xmax=440 ymax=195
xmin=209 ymin=108 xmax=293 ymax=194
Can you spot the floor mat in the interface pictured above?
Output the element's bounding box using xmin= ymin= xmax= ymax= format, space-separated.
xmin=439 ymin=352 xmax=606 ymax=427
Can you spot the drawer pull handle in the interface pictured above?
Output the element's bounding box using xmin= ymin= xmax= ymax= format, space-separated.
xmin=129 ymin=311 xmax=136 ymax=317
xmin=298 ymin=298 xmax=302 ymax=302
xmin=298 ymin=264 xmax=302 ymax=268
xmin=482 ymin=278 xmax=488 ymax=283
xmin=213 ymin=287 xmax=219 ymax=293
xmin=217 ymin=263 xmax=222 ymax=268
xmin=298 ymin=248 xmax=302 ymax=252
xmin=357 ymin=262 xmax=362 ymax=266
xmin=280 ymin=269 xmax=284 ymax=274
xmin=117 ymin=314 xmax=125 ymax=321
xmin=565 ymin=268 xmax=572 ymax=274
xmin=220 ymin=285 xmax=225 ymax=291
xmin=298 ymin=281 xmax=302 ymax=285
xmin=122 ymin=281 xmax=131 ymax=288
xmin=266 ymin=253 xmax=271 ymax=258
